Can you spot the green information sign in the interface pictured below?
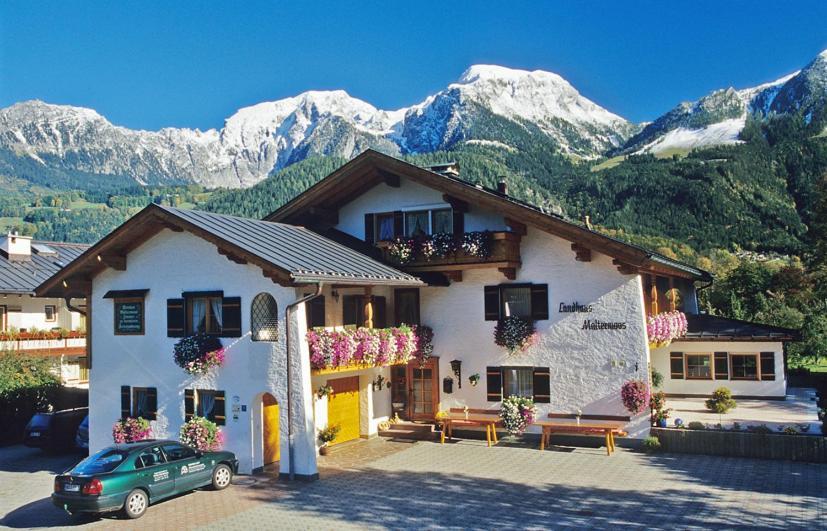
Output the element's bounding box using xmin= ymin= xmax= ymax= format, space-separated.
xmin=115 ymin=300 xmax=144 ymax=334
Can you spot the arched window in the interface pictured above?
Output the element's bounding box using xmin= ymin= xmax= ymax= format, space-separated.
xmin=251 ymin=293 xmax=278 ymax=342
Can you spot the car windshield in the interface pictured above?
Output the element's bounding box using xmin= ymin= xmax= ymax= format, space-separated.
xmin=71 ymin=448 xmax=128 ymax=475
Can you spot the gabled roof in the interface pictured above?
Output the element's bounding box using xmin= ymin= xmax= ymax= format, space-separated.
xmin=682 ymin=314 xmax=798 ymax=342
xmin=265 ymin=150 xmax=712 ymax=281
xmin=0 ymin=240 xmax=88 ymax=295
xmin=36 ymin=204 xmax=421 ymax=298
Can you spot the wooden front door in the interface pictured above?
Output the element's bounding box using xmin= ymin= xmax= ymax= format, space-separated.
xmin=408 ymin=357 xmax=439 ymax=420
xmin=327 ymin=376 xmax=361 ymax=445
xmin=262 ymin=393 xmax=279 ymax=465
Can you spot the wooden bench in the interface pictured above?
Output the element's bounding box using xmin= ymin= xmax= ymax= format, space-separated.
xmin=440 ymin=408 xmax=501 ymax=446
xmin=534 ymin=414 xmax=630 ymax=455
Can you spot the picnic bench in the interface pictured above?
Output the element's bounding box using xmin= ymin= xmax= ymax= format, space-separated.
xmin=440 ymin=408 xmax=501 ymax=447
xmin=534 ymin=414 xmax=629 ymax=455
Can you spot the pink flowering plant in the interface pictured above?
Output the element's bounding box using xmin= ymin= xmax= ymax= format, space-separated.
xmin=461 ymin=231 xmax=492 ymax=258
xmin=646 ymin=311 xmax=688 ymax=349
xmin=412 ymin=325 xmax=434 ymax=365
xmin=388 ymin=237 xmax=415 ymax=265
xmin=494 ymin=316 xmax=538 ymax=354
xmin=179 ymin=416 xmax=224 ymax=451
xmin=307 ymin=325 xmax=423 ymax=370
xmin=500 ymin=396 xmax=538 ymax=435
xmin=173 ymin=334 xmax=225 ymax=375
xmin=112 ymin=417 xmax=152 ymax=444
xmin=621 ymin=379 xmax=651 ymax=415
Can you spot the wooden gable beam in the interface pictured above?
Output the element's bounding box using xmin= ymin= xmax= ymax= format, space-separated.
xmin=61 ymin=277 xmax=92 ymax=296
xmin=505 ymin=217 xmax=527 ymax=236
xmin=444 ymin=270 xmax=463 ymax=282
xmin=378 ymin=169 xmax=401 ymax=188
xmin=571 ymin=243 xmax=592 ymax=262
xmin=442 ymin=194 xmax=469 ymax=212
xmin=96 ymin=253 xmax=126 ymax=271
xmin=261 ymin=268 xmax=293 ymax=286
xmin=217 ymin=247 xmax=248 ymax=265
xmin=306 ymin=206 xmax=339 ymax=226
xmin=498 ymin=267 xmax=517 ymax=280
xmin=613 ymin=259 xmax=639 ymax=275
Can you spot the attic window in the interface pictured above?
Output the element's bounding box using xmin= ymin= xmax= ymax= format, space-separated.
xmin=31 ymin=243 xmax=58 ymax=257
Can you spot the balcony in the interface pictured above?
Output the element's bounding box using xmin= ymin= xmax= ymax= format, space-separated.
xmin=0 ymin=331 xmax=87 ymax=357
xmin=378 ymin=231 xmax=522 ymax=280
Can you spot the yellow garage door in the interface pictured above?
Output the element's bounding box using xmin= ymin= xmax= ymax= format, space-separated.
xmin=327 ymin=376 xmax=360 ymax=445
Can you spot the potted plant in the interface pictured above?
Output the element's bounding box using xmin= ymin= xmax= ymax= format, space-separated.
xmin=705 ymin=387 xmax=737 ymax=414
xmin=500 ymin=396 xmax=537 ymax=435
xmin=649 ymin=390 xmax=671 ymax=428
xmin=179 ymin=416 xmax=224 ymax=451
xmin=316 ymin=384 xmax=333 ymax=400
xmin=173 ymin=334 xmax=225 ymax=375
xmin=112 ymin=417 xmax=152 ymax=444
xmin=318 ymin=424 xmax=340 ymax=455
xmin=468 ymin=373 xmax=480 ymax=387
xmin=621 ymin=379 xmax=650 ymax=416
xmin=494 ymin=316 xmax=537 ymax=354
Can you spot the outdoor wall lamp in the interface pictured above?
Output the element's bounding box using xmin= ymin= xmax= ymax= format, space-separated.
xmin=450 ymin=359 xmax=462 ymax=388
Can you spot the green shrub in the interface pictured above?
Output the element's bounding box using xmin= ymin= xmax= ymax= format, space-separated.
xmin=687 ymin=421 xmax=706 ymax=430
xmin=650 ymin=368 xmax=664 ymax=389
xmin=642 ymin=436 xmax=661 ymax=452
xmin=705 ymin=387 xmax=737 ymax=414
xmin=0 ymin=351 xmax=61 ymax=444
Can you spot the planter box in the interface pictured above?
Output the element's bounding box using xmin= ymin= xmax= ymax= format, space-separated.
xmin=379 ymin=231 xmax=521 ymax=271
xmin=652 ymin=427 xmax=827 ymax=463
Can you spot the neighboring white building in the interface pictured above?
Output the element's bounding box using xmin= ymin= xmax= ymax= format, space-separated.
xmin=0 ymin=232 xmax=88 ymax=385
xmin=37 ymin=150 xmax=796 ymax=478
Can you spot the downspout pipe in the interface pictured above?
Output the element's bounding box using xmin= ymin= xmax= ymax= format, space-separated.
xmin=64 ymin=297 xmax=86 ymax=316
xmin=284 ymin=282 xmax=323 ymax=481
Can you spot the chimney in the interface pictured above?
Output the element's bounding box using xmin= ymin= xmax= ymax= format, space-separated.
xmin=427 ymin=162 xmax=460 ymax=177
xmin=0 ymin=232 xmax=32 ymax=261
xmin=497 ymin=179 xmax=508 ymax=196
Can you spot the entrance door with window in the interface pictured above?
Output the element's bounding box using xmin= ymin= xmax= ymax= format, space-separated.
xmin=407 ymin=357 xmax=439 ymax=421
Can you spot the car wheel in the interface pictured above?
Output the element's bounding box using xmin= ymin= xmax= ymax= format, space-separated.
xmin=122 ymin=489 xmax=148 ymax=519
xmin=212 ymin=463 xmax=232 ymax=490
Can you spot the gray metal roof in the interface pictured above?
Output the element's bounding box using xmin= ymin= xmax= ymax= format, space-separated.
xmin=158 ymin=205 xmax=422 ymax=286
xmin=683 ymin=314 xmax=798 ymax=341
xmin=0 ymin=241 xmax=88 ymax=294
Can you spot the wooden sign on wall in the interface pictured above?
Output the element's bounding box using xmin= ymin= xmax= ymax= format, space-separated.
xmin=114 ymin=298 xmax=144 ymax=335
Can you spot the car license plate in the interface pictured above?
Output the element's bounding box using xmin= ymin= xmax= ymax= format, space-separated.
xmin=30 ymin=432 xmax=40 ymax=437
xmin=64 ymin=484 xmax=79 ymax=492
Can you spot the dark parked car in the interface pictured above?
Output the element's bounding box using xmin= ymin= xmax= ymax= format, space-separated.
xmin=53 ymin=440 xmax=237 ymax=519
xmin=75 ymin=415 xmax=89 ymax=450
xmin=24 ymin=408 xmax=88 ymax=452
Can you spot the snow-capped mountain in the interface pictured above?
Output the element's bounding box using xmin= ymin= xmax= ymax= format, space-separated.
xmin=619 ymin=50 xmax=827 ymax=155
xmin=0 ymin=65 xmax=635 ymax=188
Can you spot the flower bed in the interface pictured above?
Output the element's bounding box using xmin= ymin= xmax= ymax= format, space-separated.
xmin=173 ymin=334 xmax=225 ymax=375
xmin=646 ymin=311 xmax=688 ymax=349
xmin=307 ymin=325 xmax=432 ymax=371
xmin=180 ymin=416 xmax=224 ymax=451
xmin=113 ymin=417 xmax=152 ymax=443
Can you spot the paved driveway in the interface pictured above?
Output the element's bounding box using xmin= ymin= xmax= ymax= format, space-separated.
xmin=1 ymin=439 xmax=825 ymax=529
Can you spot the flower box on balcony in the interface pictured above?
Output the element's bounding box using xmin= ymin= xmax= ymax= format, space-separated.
xmin=378 ymin=231 xmax=521 ymax=272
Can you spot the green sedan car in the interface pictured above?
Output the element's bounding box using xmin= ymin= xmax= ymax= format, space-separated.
xmin=52 ymin=439 xmax=238 ymax=519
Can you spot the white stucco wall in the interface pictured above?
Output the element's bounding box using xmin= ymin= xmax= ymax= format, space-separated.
xmin=335 ymin=178 xmax=506 ymax=239
xmin=420 ymin=227 xmax=652 ymax=437
xmin=89 ymin=229 xmax=317 ymax=476
xmin=651 ymin=341 xmax=786 ymax=398
xmin=1 ymin=295 xmax=83 ymax=331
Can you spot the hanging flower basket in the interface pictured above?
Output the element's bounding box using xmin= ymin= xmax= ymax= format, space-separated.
xmin=307 ymin=325 xmax=422 ymax=371
xmin=500 ymin=396 xmax=537 ymax=435
xmin=621 ymin=379 xmax=650 ymax=415
xmin=180 ymin=416 xmax=224 ymax=451
xmin=494 ymin=316 xmax=537 ymax=354
xmin=112 ymin=417 xmax=152 ymax=444
xmin=173 ymin=334 xmax=225 ymax=375
xmin=646 ymin=311 xmax=688 ymax=349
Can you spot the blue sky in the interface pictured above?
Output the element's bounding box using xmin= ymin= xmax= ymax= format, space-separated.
xmin=1 ymin=1 xmax=826 ymax=130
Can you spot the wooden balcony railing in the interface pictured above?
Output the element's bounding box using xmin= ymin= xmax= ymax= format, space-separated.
xmin=378 ymin=231 xmax=521 ymax=279
xmin=0 ymin=332 xmax=87 ymax=357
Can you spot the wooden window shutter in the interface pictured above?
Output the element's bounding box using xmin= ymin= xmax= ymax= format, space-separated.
xmin=760 ymin=352 xmax=775 ymax=380
xmin=393 ymin=211 xmax=404 ymax=238
xmin=670 ymin=352 xmax=684 ymax=379
xmin=167 ymin=298 xmax=186 ymax=337
xmin=214 ymin=391 xmax=226 ymax=425
xmin=145 ymin=387 xmax=158 ymax=421
xmin=221 ymin=296 xmax=242 ymax=337
xmin=486 ymin=367 xmax=503 ymax=401
xmin=714 ymin=352 xmax=729 ymax=380
xmin=484 ymin=286 xmax=501 ymax=321
xmin=364 ymin=213 xmax=375 ymax=245
xmin=532 ymin=367 xmax=551 ymax=403
xmin=184 ymin=389 xmax=194 ymax=422
xmin=373 ymin=296 xmax=387 ymax=328
xmin=343 ymin=295 xmax=358 ymax=326
xmin=121 ymin=385 xmax=131 ymax=419
xmin=452 ymin=209 xmax=464 ymax=235
xmin=309 ymin=296 xmax=326 ymax=328
xmin=530 ymin=284 xmax=550 ymax=320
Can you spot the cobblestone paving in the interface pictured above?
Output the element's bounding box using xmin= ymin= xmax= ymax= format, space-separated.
xmin=1 ymin=439 xmax=825 ymax=530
